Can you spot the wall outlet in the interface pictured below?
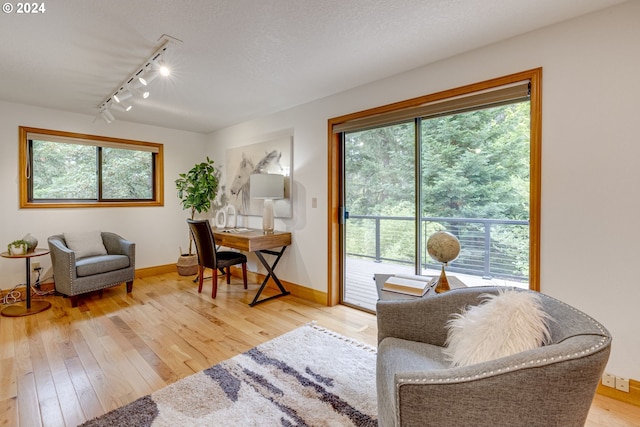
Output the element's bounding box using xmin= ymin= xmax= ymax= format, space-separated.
xmin=602 ymin=373 xmax=616 ymax=388
xmin=615 ymin=377 xmax=630 ymax=392
xmin=32 ymin=261 xmax=41 ymax=271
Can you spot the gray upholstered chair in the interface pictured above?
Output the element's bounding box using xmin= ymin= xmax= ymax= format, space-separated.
xmin=376 ymin=286 xmax=611 ymax=427
xmin=48 ymin=232 xmax=135 ymax=307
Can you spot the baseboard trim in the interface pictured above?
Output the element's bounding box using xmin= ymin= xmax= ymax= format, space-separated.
xmin=2 ymin=264 xmax=329 ymax=305
xmin=597 ymin=379 xmax=640 ymax=407
xmin=135 ymin=264 xmax=177 ymax=278
xmin=1 ymin=264 xmax=175 ymax=298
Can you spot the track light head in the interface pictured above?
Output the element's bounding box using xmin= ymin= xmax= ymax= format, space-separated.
xmin=100 ymin=108 xmax=115 ymax=123
xmin=112 ymin=102 xmax=133 ymax=112
xmin=113 ymin=89 xmax=133 ymax=103
xmin=130 ymin=79 xmax=151 ymax=98
xmin=138 ymin=70 xmax=159 ymax=86
xmin=158 ymin=63 xmax=170 ymax=77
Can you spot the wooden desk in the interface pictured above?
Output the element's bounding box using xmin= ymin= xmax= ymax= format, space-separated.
xmin=213 ymin=228 xmax=292 ymax=306
xmin=1 ymin=248 xmax=51 ymax=317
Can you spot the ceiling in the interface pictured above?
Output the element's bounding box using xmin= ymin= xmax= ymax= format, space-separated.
xmin=0 ymin=0 xmax=626 ymax=134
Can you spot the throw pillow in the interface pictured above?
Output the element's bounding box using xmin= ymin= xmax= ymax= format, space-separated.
xmin=64 ymin=230 xmax=108 ymax=259
xmin=444 ymin=289 xmax=552 ymax=367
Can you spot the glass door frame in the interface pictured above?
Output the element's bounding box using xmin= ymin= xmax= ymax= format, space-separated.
xmin=328 ymin=68 xmax=542 ymax=306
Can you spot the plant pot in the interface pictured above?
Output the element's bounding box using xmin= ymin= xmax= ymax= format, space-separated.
xmin=177 ymin=254 xmax=198 ymax=276
xmin=9 ymin=245 xmax=26 ymax=255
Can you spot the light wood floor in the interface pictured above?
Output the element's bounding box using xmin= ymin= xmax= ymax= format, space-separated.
xmin=1 ymin=272 xmax=638 ymax=426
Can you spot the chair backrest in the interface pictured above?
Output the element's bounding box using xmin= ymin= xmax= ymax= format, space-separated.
xmin=187 ymin=219 xmax=218 ymax=269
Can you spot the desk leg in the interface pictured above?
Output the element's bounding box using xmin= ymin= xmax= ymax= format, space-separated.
xmin=249 ymin=246 xmax=290 ymax=307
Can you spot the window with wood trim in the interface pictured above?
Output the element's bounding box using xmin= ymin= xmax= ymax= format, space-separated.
xmin=19 ymin=127 xmax=164 ymax=208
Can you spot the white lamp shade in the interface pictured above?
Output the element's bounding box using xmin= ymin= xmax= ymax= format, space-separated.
xmin=250 ymin=174 xmax=284 ymax=199
xmin=250 ymin=173 xmax=284 ymax=234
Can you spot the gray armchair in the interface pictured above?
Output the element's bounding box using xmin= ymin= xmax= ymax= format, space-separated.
xmin=48 ymin=232 xmax=135 ymax=307
xmin=376 ymin=286 xmax=611 ymax=427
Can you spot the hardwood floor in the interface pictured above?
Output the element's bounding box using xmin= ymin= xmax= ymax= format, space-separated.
xmin=1 ymin=272 xmax=638 ymax=426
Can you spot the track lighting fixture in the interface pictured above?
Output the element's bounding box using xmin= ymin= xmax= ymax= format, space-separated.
xmin=130 ymin=79 xmax=151 ymax=99
xmin=113 ymin=89 xmax=133 ymax=103
xmin=138 ymin=69 xmax=159 ymax=86
xmin=100 ymin=108 xmax=115 ymax=123
xmin=134 ymin=87 xmax=151 ymax=99
xmin=112 ymin=102 xmax=132 ymax=112
xmin=96 ymin=34 xmax=181 ymax=123
xmin=158 ymin=62 xmax=171 ymax=77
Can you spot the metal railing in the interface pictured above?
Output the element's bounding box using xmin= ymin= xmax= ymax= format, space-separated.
xmin=346 ymin=214 xmax=529 ymax=282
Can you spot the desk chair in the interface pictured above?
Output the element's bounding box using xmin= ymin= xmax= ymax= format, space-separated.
xmin=187 ymin=219 xmax=247 ymax=298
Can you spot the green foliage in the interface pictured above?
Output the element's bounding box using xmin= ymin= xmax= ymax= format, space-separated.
xmin=345 ymin=123 xmax=415 ymax=216
xmin=344 ymin=102 xmax=531 ymax=279
xmin=175 ymin=157 xmax=220 ymax=219
xmin=32 ymin=141 xmax=97 ymax=199
xmin=421 ymin=103 xmax=530 ymax=220
xmin=7 ymin=240 xmax=28 ymax=253
xmin=31 ymin=140 xmax=155 ymax=200
xmin=7 ymin=239 xmax=29 ymax=255
xmin=175 ymin=157 xmax=220 ymax=255
xmin=102 ymin=148 xmax=153 ymax=199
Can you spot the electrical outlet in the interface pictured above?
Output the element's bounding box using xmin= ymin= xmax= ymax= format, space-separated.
xmin=32 ymin=261 xmax=41 ymax=271
xmin=602 ymin=373 xmax=616 ymax=388
xmin=615 ymin=377 xmax=630 ymax=392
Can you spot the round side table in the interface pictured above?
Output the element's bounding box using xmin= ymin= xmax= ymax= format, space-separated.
xmin=1 ymin=248 xmax=51 ymax=317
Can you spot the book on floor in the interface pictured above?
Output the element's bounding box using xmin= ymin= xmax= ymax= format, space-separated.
xmin=382 ymin=275 xmax=436 ymax=296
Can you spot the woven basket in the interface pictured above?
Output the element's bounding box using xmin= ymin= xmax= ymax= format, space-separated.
xmin=177 ymin=254 xmax=198 ymax=276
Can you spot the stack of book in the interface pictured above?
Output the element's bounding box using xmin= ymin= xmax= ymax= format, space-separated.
xmin=382 ymin=274 xmax=437 ymax=297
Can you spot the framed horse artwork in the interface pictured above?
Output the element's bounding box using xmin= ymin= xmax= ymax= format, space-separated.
xmin=225 ymin=136 xmax=293 ymax=218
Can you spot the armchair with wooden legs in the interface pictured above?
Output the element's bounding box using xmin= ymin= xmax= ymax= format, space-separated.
xmin=187 ymin=219 xmax=247 ymax=298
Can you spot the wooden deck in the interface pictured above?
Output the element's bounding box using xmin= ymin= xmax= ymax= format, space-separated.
xmin=343 ymin=257 xmax=527 ymax=312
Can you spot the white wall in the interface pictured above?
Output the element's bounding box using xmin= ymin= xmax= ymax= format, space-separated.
xmin=0 ymin=101 xmax=208 ymax=286
xmin=208 ymin=2 xmax=640 ymax=379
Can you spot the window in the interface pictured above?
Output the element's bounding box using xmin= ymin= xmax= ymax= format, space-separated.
xmin=19 ymin=127 xmax=164 ymax=208
xmin=328 ymin=69 xmax=541 ymax=307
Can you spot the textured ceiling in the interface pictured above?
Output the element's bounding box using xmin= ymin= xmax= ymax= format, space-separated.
xmin=0 ymin=0 xmax=626 ymax=133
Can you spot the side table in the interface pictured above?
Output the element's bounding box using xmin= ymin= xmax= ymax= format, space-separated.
xmin=374 ymin=273 xmax=466 ymax=301
xmin=1 ymin=248 xmax=51 ymax=317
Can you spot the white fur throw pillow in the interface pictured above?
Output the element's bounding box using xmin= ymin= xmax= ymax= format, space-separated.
xmin=444 ymin=289 xmax=552 ymax=367
xmin=64 ymin=230 xmax=107 ymax=259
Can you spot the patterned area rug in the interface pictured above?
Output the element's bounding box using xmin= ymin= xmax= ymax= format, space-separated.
xmin=81 ymin=324 xmax=378 ymax=426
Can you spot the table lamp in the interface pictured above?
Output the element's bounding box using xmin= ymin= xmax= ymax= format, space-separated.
xmin=250 ymin=173 xmax=284 ymax=234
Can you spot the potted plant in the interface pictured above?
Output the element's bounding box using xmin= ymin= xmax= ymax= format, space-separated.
xmin=7 ymin=239 xmax=29 ymax=255
xmin=175 ymin=157 xmax=220 ymax=275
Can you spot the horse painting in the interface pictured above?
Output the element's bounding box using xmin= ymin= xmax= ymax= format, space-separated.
xmin=229 ymin=150 xmax=283 ymax=214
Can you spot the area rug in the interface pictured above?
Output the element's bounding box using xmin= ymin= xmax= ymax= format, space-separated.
xmin=81 ymin=323 xmax=378 ymax=426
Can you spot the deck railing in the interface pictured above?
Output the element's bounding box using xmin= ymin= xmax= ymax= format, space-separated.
xmin=346 ymin=214 xmax=529 ymax=282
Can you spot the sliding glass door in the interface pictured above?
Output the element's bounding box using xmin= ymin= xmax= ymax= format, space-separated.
xmin=419 ymin=102 xmax=531 ymax=284
xmin=342 ymin=123 xmax=416 ymax=311
xmin=338 ymin=78 xmax=535 ymax=312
